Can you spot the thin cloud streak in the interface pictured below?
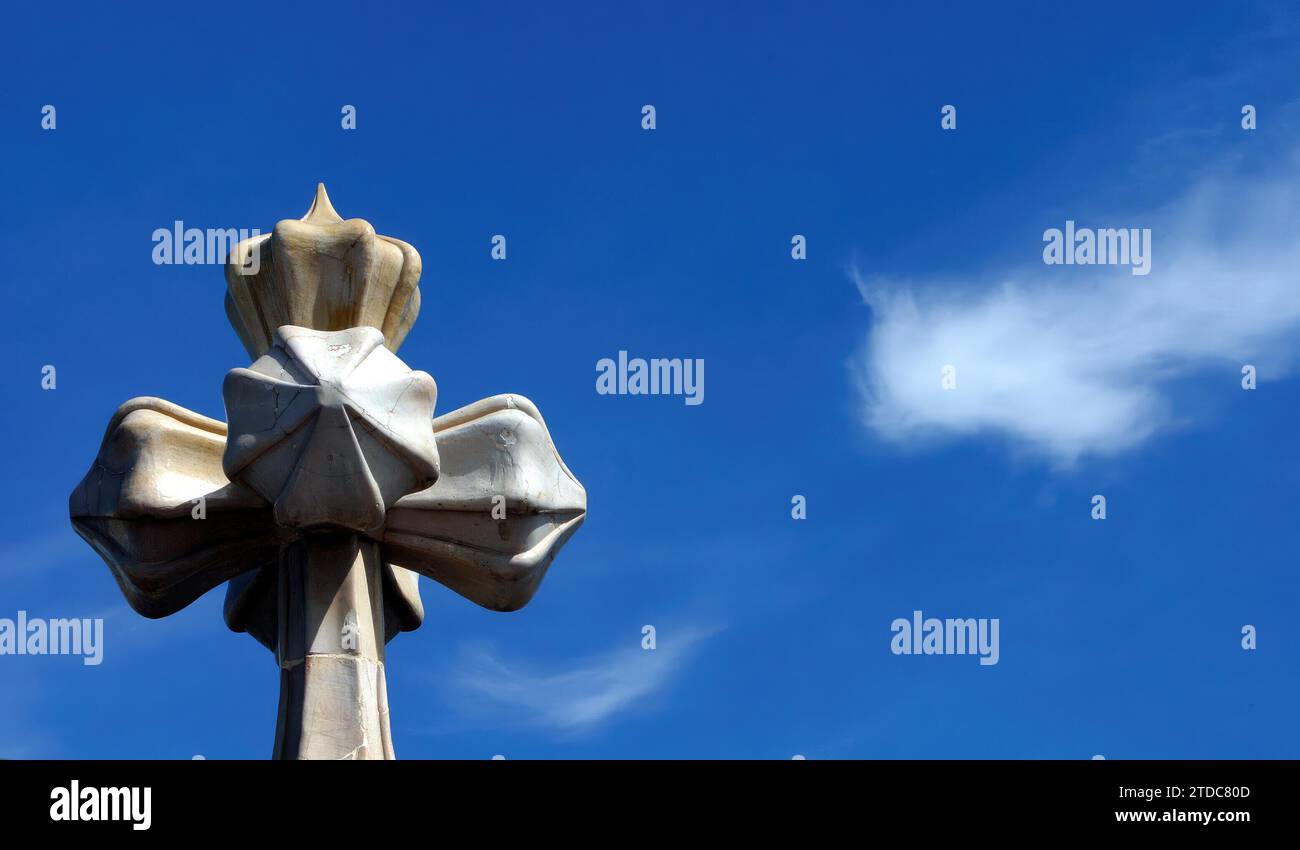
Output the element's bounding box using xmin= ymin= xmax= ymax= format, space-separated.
xmin=443 ymin=625 xmax=720 ymax=734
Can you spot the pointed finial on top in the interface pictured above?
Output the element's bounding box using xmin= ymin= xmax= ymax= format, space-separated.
xmin=301 ymin=183 xmax=344 ymax=224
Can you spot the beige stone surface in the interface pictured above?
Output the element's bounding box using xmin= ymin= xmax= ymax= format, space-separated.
xmin=223 ymin=325 xmax=440 ymax=534
xmin=68 ymin=397 xmax=277 ymax=619
xmin=69 ymin=186 xmax=586 ymax=759
xmin=385 ymin=393 xmax=587 ymax=612
xmin=224 ymin=185 xmax=422 ymax=359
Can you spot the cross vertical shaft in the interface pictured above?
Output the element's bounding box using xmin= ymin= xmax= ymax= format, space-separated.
xmin=274 ymin=534 xmax=393 ymax=760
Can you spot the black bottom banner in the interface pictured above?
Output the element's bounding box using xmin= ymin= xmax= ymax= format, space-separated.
xmin=0 ymin=759 xmax=1280 ymax=837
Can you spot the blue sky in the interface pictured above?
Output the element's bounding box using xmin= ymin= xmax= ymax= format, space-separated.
xmin=1 ymin=1 xmax=1298 ymax=758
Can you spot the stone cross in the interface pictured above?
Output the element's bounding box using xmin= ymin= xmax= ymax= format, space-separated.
xmin=68 ymin=186 xmax=587 ymax=759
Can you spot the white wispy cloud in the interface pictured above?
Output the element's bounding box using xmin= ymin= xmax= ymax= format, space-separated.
xmin=852 ymin=151 xmax=1300 ymax=464
xmin=443 ymin=625 xmax=719 ymax=734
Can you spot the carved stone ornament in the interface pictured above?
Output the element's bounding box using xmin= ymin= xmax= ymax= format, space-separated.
xmin=69 ymin=186 xmax=586 ymax=759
